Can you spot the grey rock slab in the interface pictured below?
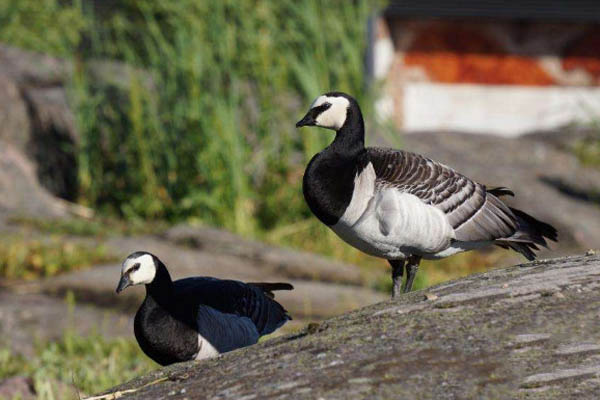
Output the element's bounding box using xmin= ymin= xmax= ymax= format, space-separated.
xmin=105 ymin=235 xmax=274 ymax=282
xmin=162 ymin=224 xmax=373 ymax=286
xmin=0 ymin=375 xmax=77 ymax=400
xmin=95 ymin=254 xmax=600 ymax=399
xmin=0 ymin=291 xmax=131 ymax=356
xmin=521 ymin=364 xmax=600 ymax=388
xmin=554 ymin=343 xmax=600 ymax=356
xmin=104 ymin=234 xmax=381 ymax=288
xmin=0 ymin=44 xmax=156 ymax=216
xmin=268 ymin=280 xmax=386 ymax=319
xmin=0 ymin=142 xmax=70 ymax=219
xmin=0 ymin=376 xmax=36 ymax=400
xmin=0 ymin=74 xmax=31 ymax=151
xmin=0 ymin=44 xmax=81 ymax=216
xmin=0 ymin=44 xmax=71 ymax=86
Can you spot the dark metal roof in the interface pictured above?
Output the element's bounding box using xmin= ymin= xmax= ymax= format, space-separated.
xmin=385 ymin=1 xmax=600 ymax=22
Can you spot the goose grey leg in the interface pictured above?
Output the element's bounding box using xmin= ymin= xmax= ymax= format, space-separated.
xmin=403 ymin=255 xmax=422 ymax=293
xmin=388 ymin=259 xmax=405 ymax=298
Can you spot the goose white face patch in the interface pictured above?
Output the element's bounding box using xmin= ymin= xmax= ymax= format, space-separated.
xmin=122 ymin=254 xmax=156 ymax=285
xmin=311 ymin=95 xmax=350 ymax=130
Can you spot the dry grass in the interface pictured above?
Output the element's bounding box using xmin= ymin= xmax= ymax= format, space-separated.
xmin=0 ymin=236 xmax=117 ymax=280
xmin=421 ymin=248 xmax=511 ymax=287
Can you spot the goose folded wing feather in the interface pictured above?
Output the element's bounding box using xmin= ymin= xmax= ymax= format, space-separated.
xmin=175 ymin=277 xmax=290 ymax=336
xmin=195 ymin=305 xmax=259 ymax=354
xmin=368 ymin=148 xmax=517 ymax=242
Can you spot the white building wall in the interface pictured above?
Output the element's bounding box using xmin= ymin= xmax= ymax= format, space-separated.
xmin=403 ymin=83 xmax=600 ymax=137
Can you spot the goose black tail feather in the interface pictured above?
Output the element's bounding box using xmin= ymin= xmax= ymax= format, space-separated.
xmin=487 ymin=187 xmax=515 ymax=197
xmin=248 ymin=282 xmax=294 ymax=299
xmin=495 ymin=240 xmax=537 ymax=261
xmin=494 ymin=207 xmax=557 ymax=260
xmin=509 ymin=208 xmax=558 ymax=244
xmin=247 ymin=282 xmax=294 ymax=332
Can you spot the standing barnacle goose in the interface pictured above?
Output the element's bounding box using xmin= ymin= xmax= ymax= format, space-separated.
xmin=116 ymin=251 xmax=293 ymax=365
xmin=296 ymin=92 xmax=557 ymax=298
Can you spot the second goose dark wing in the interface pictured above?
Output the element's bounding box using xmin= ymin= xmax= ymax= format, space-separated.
xmin=174 ymin=277 xmax=291 ymax=336
xmin=194 ymin=305 xmax=259 ymax=354
xmin=367 ymin=147 xmax=517 ymax=242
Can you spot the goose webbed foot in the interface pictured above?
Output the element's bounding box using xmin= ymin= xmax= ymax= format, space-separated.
xmin=388 ymin=259 xmax=405 ymax=298
xmin=403 ymin=255 xmax=422 ymax=293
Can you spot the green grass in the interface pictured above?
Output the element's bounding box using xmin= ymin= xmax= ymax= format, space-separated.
xmin=74 ymin=0 xmax=379 ymax=231
xmin=1 ymin=0 xmax=385 ymax=232
xmin=0 ymin=330 xmax=155 ymax=399
xmin=420 ymin=248 xmax=510 ymax=286
xmin=0 ymin=0 xmax=86 ymax=56
xmin=573 ymin=129 xmax=600 ymax=169
xmin=0 ymin=236 xmax=117 ymax=280
xmin=0 ymin=293 xmax=156 ymax=399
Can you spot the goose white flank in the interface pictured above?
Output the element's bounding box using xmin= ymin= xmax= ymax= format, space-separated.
xmin=116 ymin=251 xmax=293 ymax=365
xmin=296 ymin=92 xmax=557 ymax=298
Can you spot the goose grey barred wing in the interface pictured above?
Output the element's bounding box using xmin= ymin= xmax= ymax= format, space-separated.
xmin=367 ymin=147 xmax=517 ymax=242
xmin=174 ymin=278 xmax=291 ymax=336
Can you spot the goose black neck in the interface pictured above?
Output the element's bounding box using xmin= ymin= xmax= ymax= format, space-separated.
xmin=330 ymin=103 xmax=365 ymax=156
xmin=145 ymin=260 xmax=173 ymax=307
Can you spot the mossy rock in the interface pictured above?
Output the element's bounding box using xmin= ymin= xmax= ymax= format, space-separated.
xmin=95 ymin=253 xmax=600 ymax=399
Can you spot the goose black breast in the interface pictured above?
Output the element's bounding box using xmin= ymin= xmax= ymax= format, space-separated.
xmin=303 ymin=148 xmax=371 ymax=226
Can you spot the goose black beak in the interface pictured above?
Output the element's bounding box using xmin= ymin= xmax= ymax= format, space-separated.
xmin=116 ymin=275 xmax=131 ymax=293
xmin=296 ymin=113 xmax=316 ymax=128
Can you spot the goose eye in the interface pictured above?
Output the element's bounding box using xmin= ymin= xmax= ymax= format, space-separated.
xmin=130 ymin=263 xmax=141 ymax=272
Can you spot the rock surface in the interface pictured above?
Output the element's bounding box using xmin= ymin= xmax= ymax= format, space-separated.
xmin=0 ymin=376 xmax=36 ymax=400
xmin=0 ymin=291 xmax=131 ymax=356
xmin=95 ymin=254 xmax=600 ymax=399
xmin=0 ymin=44 xmax=79 ymax=215
xmin=0 ymin=375 xmax=76 ymax=400
xmin=0 ymin=44 xmax=150 ymax=221
xmin=0 ymin=144 xmax=70 ymax=220
xmin=163 ymin=224 xmax=369 ymax=285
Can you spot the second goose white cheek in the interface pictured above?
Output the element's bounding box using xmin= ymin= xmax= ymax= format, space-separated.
xmin=314 ymin=97 xmax=349 ymax=130
xmin=130 ymin=265 xmax=156 ymax=285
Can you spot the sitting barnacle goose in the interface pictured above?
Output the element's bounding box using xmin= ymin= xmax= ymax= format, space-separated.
xmin=296 ymin=92 xmax=557 ymax=298
xmin=116 ymin=251 xmax=293 ymax=365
